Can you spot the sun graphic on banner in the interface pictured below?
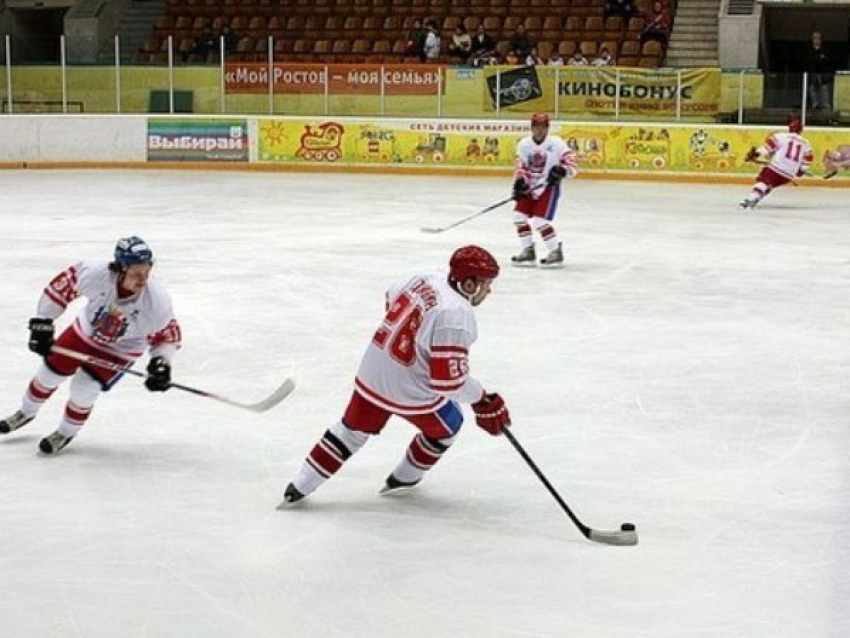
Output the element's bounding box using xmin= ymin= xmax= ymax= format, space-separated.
xmin=261 ymin=122 xmax=289 ymax=155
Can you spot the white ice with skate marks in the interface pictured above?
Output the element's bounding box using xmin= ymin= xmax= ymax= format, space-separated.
xmin=0 ymin=170 xmax=848 ymax=638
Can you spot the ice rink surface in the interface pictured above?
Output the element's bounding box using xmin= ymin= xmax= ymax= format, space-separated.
xmin=0 ymin=169 xmax=848 ymax=638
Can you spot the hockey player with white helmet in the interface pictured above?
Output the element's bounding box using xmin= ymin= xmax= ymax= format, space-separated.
xmin=0 ymin=236 xmax=182 ymax=454
xmin=511 ymin=112 xmax=578 ymax=267
xmin=279 ymin=245 xmax=511 ymax=507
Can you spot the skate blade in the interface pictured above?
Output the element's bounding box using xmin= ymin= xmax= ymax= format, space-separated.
xmin=379 ymin=483 xmax=419 ymax=496
xmin=511 ymin=261 xmax=538 ymax=268
xmin=539 ymin=261 xmax=565 ymax=269
xmin=275 ymin=498 xmax=304 ymax=510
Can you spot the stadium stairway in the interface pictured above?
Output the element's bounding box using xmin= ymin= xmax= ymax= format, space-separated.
xmin=665 ymin=0 xmax=721 ymax=67
xmin=100 ymin=0 xmax=167 ymax=62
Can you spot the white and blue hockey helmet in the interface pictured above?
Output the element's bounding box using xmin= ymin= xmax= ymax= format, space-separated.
xmin=114 ymin=236 xmax=154 ymax=267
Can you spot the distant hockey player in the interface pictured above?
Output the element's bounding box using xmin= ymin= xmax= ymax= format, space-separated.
xmin=279 ymin=245 xmax=511 ymax=507
xmin=740 ymin=116 xmax=813 ymax=210
xmin=0 ymin=236 xmax=181 ymax=454
xmin=511 ymin=112 xmax=578 ymax=267
xmin=822 ymin=145 xmax=850 ymax=179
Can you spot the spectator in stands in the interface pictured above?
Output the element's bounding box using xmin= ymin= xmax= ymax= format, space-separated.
xmin=592 ymin=46 xmax=615 ymax=66
xmin=196 ymin=28 xmax=217 ymax=57
xmin=604 ymin=0 xmax=637 ymax=20
xmin=547 ymin=52 xmax=565 ymax=66
xmin=469 ymin=24 xmax=496 ymax=67
xmin=220 ymin=25 xmax=237 ymax=56
xmin=504 ymin=49 xmax=521 ymax=66
xmin=448 ymin=24 xmax=472 ymax=63
xmin=568 ymin=50 xmax=589 ymax=66
xmin=508 ymin=24 xmax=535 ymax=59
xmin=422 ymin=20 xmax=441 ymax=62
xmin=641 ymin=1 xmax=671 ymax=47
xmin=406 ymin=18 xmax=427 ymax=59
xmin=804 ymin=30 xmax=835 ymax=110
xmin=525 ymin=46 xmax=544 ymax=66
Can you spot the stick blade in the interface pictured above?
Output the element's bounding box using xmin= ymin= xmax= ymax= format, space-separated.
xmin=420 ymin=227 xmax=445 ymax=234
xmin=588 ymin=528 xmax=639 ymax=546
xmin=246 ymin=377 xmax=297 ymax=413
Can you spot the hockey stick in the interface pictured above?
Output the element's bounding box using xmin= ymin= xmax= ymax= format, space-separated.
xmin=503 ymin=428 xmax=638 ymax=546
xmin=51 ymin=345 xmax=295 ymax=413
xmin=420 ymin=183 xmax=546 ymax=234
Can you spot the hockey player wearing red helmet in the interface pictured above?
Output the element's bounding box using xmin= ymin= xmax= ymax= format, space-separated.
xmin=740 ymin=115 xmax=813 ymax=210
xmin=511 ymin=112 xmax=578 ymax=267
xmin=279 ymin=245 xmax=511 ymax=507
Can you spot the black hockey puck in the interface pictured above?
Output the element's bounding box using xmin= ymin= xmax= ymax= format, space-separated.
xmin=621 ymin=523 xmax=635 ymax=532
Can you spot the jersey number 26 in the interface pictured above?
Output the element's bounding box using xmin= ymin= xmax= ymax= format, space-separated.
xmin=373 ymin=292 xmax=423 ymax=366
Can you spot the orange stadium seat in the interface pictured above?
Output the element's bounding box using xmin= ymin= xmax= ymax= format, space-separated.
xmin=352 ymin=39 xmax=371 ymax=54
xmin=483 ymin=16 xmax=502 ymax=32
xmin=584 ymin=16 xmax=604 ymax=41
xmin=541 ymin=16 xmax=562 ymax=41
xmin=558 ymin=40 xmax=577 ymax=57
xmin=579 ymin=40 xmax=598 ymax=57
xmin=564 ymin=16 xmax=582 ymax=40
xmin=604 ymin=16 xmax=625 ymax=39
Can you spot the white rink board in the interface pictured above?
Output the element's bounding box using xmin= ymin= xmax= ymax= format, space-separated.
xmin=0 ymin=115 xmax=147 ymax=162
xmin=0 ymin=169 xmax=848 ymax=638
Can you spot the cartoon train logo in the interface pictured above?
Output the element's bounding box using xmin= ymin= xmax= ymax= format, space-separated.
xmin=465 ymin=136 xmax=500 ymax=164
xmin=296 ymin=122 xmax=345 ymax=162
xmin=562 ymin=130 xmax=605 ymax=167
xmin=688 ymin=129 xmax=736 ymax=171
xmin=624 ymin=128 xmax=670 ymax=170
xmin=355 ymin=126 xmax=397 ymax=162
xmin=413 ymin=134 xmax=447 ymax=163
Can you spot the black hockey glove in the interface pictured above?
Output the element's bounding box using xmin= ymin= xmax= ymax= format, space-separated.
xmin=547 ymin=165 xmax=568 ymax=185
xmin=28 ymin=317 xmax=55 ymax=356
xmin=512 ymin=178 xmax=530 ymax=200
xmin=145 ymin=356 xmax=172 ymax=392
xmin=744 ymin=146 xmax=759 ymax=163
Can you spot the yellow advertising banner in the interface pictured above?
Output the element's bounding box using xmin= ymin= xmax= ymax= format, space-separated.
xmin=479 ymin=66 xmax=721 ymax=119
xmin=256 ymin=117 xmax=850 ymax=181
xmin=558 ymin=67 xmax=721 ymax=117
xmin=257 ymin=118 xmax=529 ymax=166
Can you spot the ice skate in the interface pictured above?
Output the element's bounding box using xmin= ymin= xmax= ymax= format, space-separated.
xmin=276 ymin=483 xmax=306 ymax=509
xmin=511 ymin=245 xmax=536 ymax=267
xmin=539 ymin=243 xmax=564 ymax=268
xmin=739 ymin=197 xmax=758 ymax=210
xmin=0 ymin=410 xmax=34 ymax=434
xmin=379 ymin=474 xmax=421 ymax=496
xmin=38 ymin=431 xmax=74 ymax=455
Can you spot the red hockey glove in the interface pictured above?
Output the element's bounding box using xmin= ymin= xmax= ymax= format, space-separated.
xmin=472 ymin=393 xmax=511 ymax=435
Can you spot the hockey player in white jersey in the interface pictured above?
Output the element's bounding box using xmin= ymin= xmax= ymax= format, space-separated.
xmin=279 ymin=245 xmax=512 ymax=506
xmin=740 ymin=116 xmax=813 ymax=210
xmin=511 ymin=112 xmax=578 ymax=267
xmin=0 ymin=236 xmax=182 ymax=454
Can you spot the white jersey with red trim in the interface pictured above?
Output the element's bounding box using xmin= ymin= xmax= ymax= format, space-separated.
xmin=759 ymin=132 xmax=813 ymax=180
xmin=354 ymin=272 xmax=485 ymax=416
xmin=36 ymin=259 xmax=182 ymax=361
xmin=514 ymin=134 xmax=578 ymax=196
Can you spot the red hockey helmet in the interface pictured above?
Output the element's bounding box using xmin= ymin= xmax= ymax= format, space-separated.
xmin=449 ymin=245 xmax=500 ymax=283
xmin=531 ymin=112 xmax=550 ymax=127
xmin=788 ymin=116 xmax=803 ymax=134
